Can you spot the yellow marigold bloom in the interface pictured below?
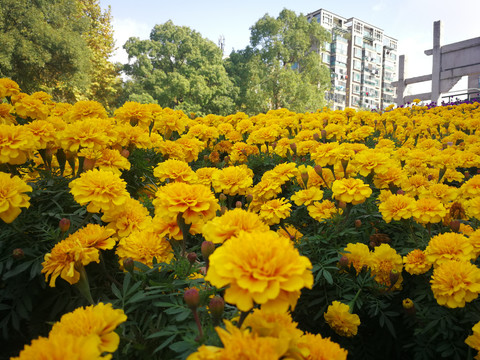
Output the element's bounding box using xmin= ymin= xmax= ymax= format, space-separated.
xmin=205 ymin=230 xmax=313 ymax=312
xmin=259 ymin=197 xmax=292 ymax=225
xmin=175 ymin=136 xmax=205 ymax=163
xmin=311 ymin=142 xmax=339 ymax=167
xmin=215 ymin=320 xmax=285 ymax=360
xmin=69 ymin=169 xmax=129 ymax=213
xmin=418 ymin=183 xmax=458 ymax=204
xmin=153 ymin=182 xmax=219 ymax=225
xmin=460 ymin=223 xmax=475 ymax=236
xmin=50 ymin=302 xmax=126 ymax=354
xmin=465 ymin=197 xmax=480 ymax=221
xmin=114 ymin=101 xmax=152 ymax=128
xmin=468 ymin=229 xmax=480 ymax=259
xmin=401 ymin=174 xmax=430 ymax=197
xmin=68 ymin=223 xmax=116 ymax=251
xmin=307 ymin=200 xmax=341 ymax=222
xmin=0 ymin=103 xmax=17 ymax=125
xmin=340 ymin=243 xmax=371 ymax=274
xmin=298 ymin=332 xmax=348 ymax=360
xmin=115 ymin=124 xmax=150 ymax=149
xmin=58 ymin=118 xmax=115 ymax=153
xmin=195 ymin=167 xmax=219 ymax=187
xmin=465 ymin=321 xmax=480 ymax=358
xmin=412 ymin=197 xmax=447 ymax=224
xmin=277 ymin=224 xmax=303 ymax=242
xmin=430 ymin=259 xmax=480 ymax=308
xmin=351 ymin=148 xmax=391 ymax=177
xmin=241 ymin=308 xmax=304 ymax=358
xmin=425 ymin=232 xmax=475 ymax=266
xmin=23 ymin=120 xmax=57 ymax=150
xmin=0 ymin=124 xmax=33 ymax=164
xmin=373 ymin=166 xmax=406 ymax=189
xmin=211 ymin=165 xmax=253 ymax=196
xmin=370 ymin=243 xmax=403 ymax=290
xmin=186 ymin=345 xmax=222 ymax=360
xmin=332 ymin=178 xmax=372 ymax=205
xmin=324 ymin=301 xmax=360 ymax=337
xmin=403 ymin=249 xmax=432 ymax=275
xmin=202 ymin=208 xmax=269 ymax=244
xmin=10 ymin=332 xmax=104 ymax=360
xmin=14 ymin=95 xmax=50 ymax=120
xmin=153 ymin=159 xmax=197 ymax=184
xmin=250 ymin=178 xmax=283 ymax=204
xmin=0 ymin=78 xmax=20 ymax=98
xmin=378 ymin=193 xmax=415 ymax=223
xmin=0 ymin=172 xmax=32 ymax=223
xmin=291 ymin=187 xmax=324 ymax=206
xmin=461 ymin=174 xmax=480 ymax=200
xmin=41 ymin=238 xmax=99 ymax=287
xmin=270 ymin=162 xmax=299 ymax=183
xmin=101 ymin=197 xmax=152 ymax=238
xmin=116 ymin=229 xmax=174 ymax=269
xmin=152 ymin=107 xmax=188 ymax=135
xmin=64 ymin=100 xmax=108 ymax=123
xmin=151 ymin=213 xmax=202 ymax=240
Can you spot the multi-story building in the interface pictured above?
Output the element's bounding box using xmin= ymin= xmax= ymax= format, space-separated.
xmin=306 ymin=8 xmax=398 ymax=111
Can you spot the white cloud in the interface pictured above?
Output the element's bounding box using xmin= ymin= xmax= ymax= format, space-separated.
xmin=110 ymin=18 xmax=152 ymax=64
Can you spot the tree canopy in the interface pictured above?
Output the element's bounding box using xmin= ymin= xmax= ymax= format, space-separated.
xmin=226 ymin=9 xmax=331 ymax=114
xmin=123 ymin=21 xmax=236 ymax=116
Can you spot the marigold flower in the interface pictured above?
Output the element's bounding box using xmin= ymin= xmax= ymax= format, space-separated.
xmin=101 ymin=197 xmax=152 ymax=239
xmin=332 ymin=178 xmax=372 ymax=205
xmin=324 ymin=301 xmax=360 ymax=337
xmin=298 ymin=332 xmax=348 ymax=360
xmin=0 ymin=172 xmax=32 ymax=223
xmin=95 ymin=148 xmax=131 ymax=175
xmin=115 ymin=229 xmax=174 ymax=269
xmin=151 ymin=213 xmax=202 ymax=240
xmin=430 ymin=259 xmax=480 ymax=308
xmin=378 ymin=193 xmax=415 ymax=223
xmin=465 ymin=321 xmax=480 ymax=358
xmin=175 ymin=136 xmax=205 ymax=162
xmin=195 ymin=167 xmax=219 ymax=187
xmin=0 ymin=124 xmax=33 ymax=164
xmin=259 ymin=197 xmax=292 ymax=225
xmin=370 ymin=243 xmax=403 ymax=290
xmin=211 ymin=165 xmax=253 ymax=196
xmin=425 ymin=232 xmax=475 ymax=266
xmin=153 ymin=182 xmax=219 ymax=225
xmin=340 ymin=242 xmax=371 ymax=274
xmin=412 ymin=197 xmax=447 ymax=224
xmin=41 ymin=238 xmax=99 ymax=287
xmin=0 ymin=78 xmax=21 ymax=98
xmin=69 ymin=169 xmax=130 ymax=213
xmin=10 ymin=332 xmax=104 ymax=360
xmin=114 ymin=101 xmax=152 ymax=128
xmin=291 ymin=187 xmax=324 ymax=206
xmin=307 ymin=200 xmax=341 ymax=222
xmin=57 ymin=118 xmax=115 ymax=153
xmin=205 ymin=230 xmax=313 ymax=312
xmin=67 ymin=223 xmax=116 ymax=251
xmin=64 ymin=100 xmax=108 ymax=123
xmin=50 ymin=302 xmax=127 ymax=353
xmin=403 ymin=249 xmax=432 ymax=275
xmin=153 ymin=159 xmax=197 ymax=183
xmin=0 ymin=103 xmax=16 ymax=125
xmin=14 ymin=95 xmax=50 ymax=120
xmin=202 ymin=208 xmax=269 ymax=244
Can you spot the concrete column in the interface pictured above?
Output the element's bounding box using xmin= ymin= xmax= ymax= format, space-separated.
xmin=395 ymin=55 xmax=406 ymax=106
xmin=431 ymin=21 xmax=442 ymax=104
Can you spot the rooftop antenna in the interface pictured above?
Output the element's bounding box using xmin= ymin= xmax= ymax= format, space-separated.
xmin=218 ymin=35 xmax=225 ymax=55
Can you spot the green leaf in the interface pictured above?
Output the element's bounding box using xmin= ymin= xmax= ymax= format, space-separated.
xmin=153 ymin=334 xmax=177 ymax=354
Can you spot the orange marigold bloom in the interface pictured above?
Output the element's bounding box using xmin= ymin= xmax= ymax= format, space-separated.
xmin=116 ymin=229 xmax=174 ymax=269
xmin=430 ymin=259 xmax=480 ymax=308
xmin=425 ymin=232 xmax=475 ymax=266
xmin=211 ymin=165 xmax=253 ymax=196
xmin=412 ymin=197 xmax=447 ymax=224
xmin=332 ymin=178 xmax=372 ymax=205
xmin=403 ymin=249 xmax=432 ymax=275
xmin=69 ymin=169 xmax=130 ymax=213
xmin=370 ymin=243 xmax=403 ymax=290
xmin=153 ymin=159 xmax=197 ymax=184
xmin=202 ymin=208 xmax=269 ymax=244
xmin=205 ymin=230 xmax=313 ymax=312
xmin=259 ymin=197 xmax=292 ymax=225
xmin=67 ymin=223 xmax=116 ymax=251
xmin=324 ymin=301 xmax=360 ymax=337
xmin=153 ymin=182 xmax=219 ymax=225
xmin=307 ymin=200 xmax=341 ymax=222
xmin=50 ymin=302 xmax=127 ymax=354
xmin=101 ymin=197 xmax=152 ymax=238
xmin=14 ymin=95 xmax=50 ymax=120
xmin=298 ymin=333 xmax=348 ymax=360
xmin=0 ymin=172 xmax=32 ymax=223
xmin=378 ymin=193 xmax=415 ymax=223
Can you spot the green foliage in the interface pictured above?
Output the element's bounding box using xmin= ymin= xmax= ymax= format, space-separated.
xmin=123 ymin=21 xmax=237 ymax=116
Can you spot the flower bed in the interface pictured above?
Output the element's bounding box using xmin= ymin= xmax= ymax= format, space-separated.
xmin=2 ymin=77 xmax=480 ymax=359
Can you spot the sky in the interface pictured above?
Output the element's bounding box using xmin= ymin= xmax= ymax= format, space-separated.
xmin=99 ymin=0 xmax=480 ymax=95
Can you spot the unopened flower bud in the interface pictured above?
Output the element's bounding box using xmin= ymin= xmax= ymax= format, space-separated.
xmin=465 ymin=171 xmax=471 ymax=180
xmin=121 ymin=149 xmax=130 ymax=158
xmin=450 ymin=220 xmax=461 ymax=233
xmin=301 ymin=171 xmax=309 ymax=186
xmin=208 ymin=295 xmax=225 ymax=320
xmin=223 ymin=156 xmax=230 ymax=164
xmin=12 ymin=248 xmax=24 ymax=260
xmin=187 ymin=252 xmax=197 ymax=265
xmin=59 ymin=218 xmax=70 ymax=233
xmin=354 ymin=219 xmax=362 ymax=228
xmin=220 ymin=206 xmax=227 ymax=215
xmin=219 ymin=193 xmax=227 ymax=203
xmin=184 ymin=288 xmax=200 ymax=309
xmin=203 ymin=155 xmax=209 ymax=162
xmin=313 ymin=133 xmax=320 ymax=141
xmin=235 ymin=201 xmax=242 ymax=208
xmin=123 ymin=257 xmax=134 ymax=273
xmin=83 ymin=158 xmax=96 ymax=171
xmin=321 ymin=129 xmax=327 ymax=141
xmin=338 ymin=255 xmax=349 ymax=268
xmin=402 ymin=298 xmax=416 ymax=315
xmin=246 ymin=194 xmax=253 ymax=204
xmin=314 ymin=165 xmax=323 ymax=176
xmin=427 ymin=174 xmax=433 ymax=181
xmin=396 ymin=189 xmax=405 ymax=195
xmin=389 ymin=269 xmax=400 ymax=287
xmin=337 ymin=201 xmax=347 ymax=210
xmin=289 ymin=142 xmax=297 ymax=153
xmin=201 ymin=241 xmax=215 ymax=261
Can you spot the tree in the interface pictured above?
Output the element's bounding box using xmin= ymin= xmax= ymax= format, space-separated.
xmin=0 ymin=0 xmax=92 ymax=101
xmin=76 ymin=0 xmax=122 ymax=111
xmin=123 ymin=21 xmax=237 ymax=116
xmin=226 ymin=9 xmax=331 ymax=114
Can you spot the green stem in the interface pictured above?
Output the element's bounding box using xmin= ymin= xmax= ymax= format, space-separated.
xmin=347 ymin=288 xmax=362 ymax=313
xmin=236 ymin=310 xmax=251 ymax=329
xmin=75 ymin=265 xmax=94 ymax=305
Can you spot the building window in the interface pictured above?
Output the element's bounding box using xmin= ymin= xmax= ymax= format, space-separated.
xmin=354 ymin=22 xmax=363 ymax=34
xmin=354 ymin=47 xmax=362 ymax=58
xmin=354 ymin=36 xmax=363 ymax=46
xmin=353 ymin=60 xmax=362 ymax=71
xmin=353 ymin=72 xmax=361 ymax=82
